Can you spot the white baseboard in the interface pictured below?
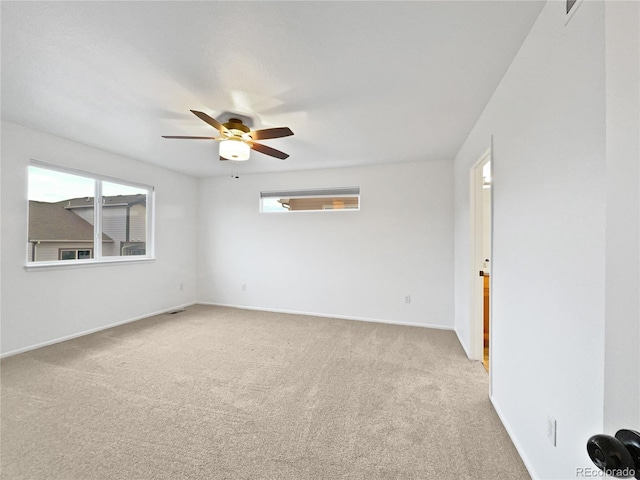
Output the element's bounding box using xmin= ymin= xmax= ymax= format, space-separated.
xmin=0 ymin=302 xmax=197 ymax=358
xmin=490 ymin=395 xmax=540 ymax=480
xmin=198 ymin=302 xmax=454 ymax=331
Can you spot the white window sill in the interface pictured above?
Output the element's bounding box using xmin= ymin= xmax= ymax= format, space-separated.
xmin=25 ymin=257 xmax=156 ymax=271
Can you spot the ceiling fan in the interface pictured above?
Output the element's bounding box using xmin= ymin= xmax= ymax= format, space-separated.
xmin=163 ymin=110 xmax=294 ymax=161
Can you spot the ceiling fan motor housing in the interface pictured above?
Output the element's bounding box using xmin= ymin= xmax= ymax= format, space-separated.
xmin=224 ymin=118 xmax=250 ymax=135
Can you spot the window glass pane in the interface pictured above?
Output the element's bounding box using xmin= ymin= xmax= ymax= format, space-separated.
xmin=101 ymin=181 xmax=148 ymax=257
xmin=260 ymin=187 xmax=360 ymax=212
xmin=28 ymin=167 xmax=95 ymax=262
xmin=261 ymin=197 xmax=288 ymax=212
xmin=60 ymin=250 xmax=77 ymax=260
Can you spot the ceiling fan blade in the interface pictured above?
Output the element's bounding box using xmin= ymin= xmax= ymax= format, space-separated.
xmin=162 ymin=136 xmax=220 ymax=140
xmin=251 ymin=142 xmax=289 ymax=160
xmin=249 ymin=127 xmax=294 ymax=141
xmin=190 ymin=110 xmax=228 ymax=134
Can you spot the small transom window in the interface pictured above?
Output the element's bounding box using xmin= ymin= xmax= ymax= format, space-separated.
xmin=260 ymin=187 xmax=360 ymax=213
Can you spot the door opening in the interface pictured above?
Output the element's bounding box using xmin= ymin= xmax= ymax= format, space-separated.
xmin=481 ymin=161 xmax=492 ymax=371
xmin=470 ymin=148 xmax=492 ymax=374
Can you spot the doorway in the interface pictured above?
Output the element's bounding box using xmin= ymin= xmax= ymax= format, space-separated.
xmin=470 ymin=148 xmax=492 ymax=373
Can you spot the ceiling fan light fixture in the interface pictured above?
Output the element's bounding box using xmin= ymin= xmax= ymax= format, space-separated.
xmin=220 ymin=139 xmax=250 ymax=161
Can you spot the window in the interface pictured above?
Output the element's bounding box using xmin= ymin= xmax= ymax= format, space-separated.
xmin=260 ymin=187 xmax=360 ymax=213
xmin=27 ymin=161 xmax=154 ymax=265
xmin=59 ymin=249 xmax=93 ymax=260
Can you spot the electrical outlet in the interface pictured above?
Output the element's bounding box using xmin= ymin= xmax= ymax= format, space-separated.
xmin=179 ymin=283 xmax=184 ymax=291
xmin=547 ymin=415 xmax=557 ymax=446
xmin=404 ymin=295 xmax=411 ymax=304
xmin=242 ymin=283 xmax=247 ymax=291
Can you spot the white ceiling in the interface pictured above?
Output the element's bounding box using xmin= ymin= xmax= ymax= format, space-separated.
xmin=1 ymin=1 xmax=544 ymax=178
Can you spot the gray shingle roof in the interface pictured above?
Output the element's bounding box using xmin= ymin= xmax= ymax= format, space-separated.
xmin=29 ymin=201 xmax=113 ymax=242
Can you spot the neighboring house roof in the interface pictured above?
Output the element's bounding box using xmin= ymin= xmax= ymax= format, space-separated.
xmin=29 ymin=201 xmax=113 ymax=242
xmin=62 ymin=194 xmax=146 ymax=209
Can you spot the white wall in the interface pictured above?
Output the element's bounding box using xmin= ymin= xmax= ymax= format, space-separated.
xmin=198 ymin=161 xmax=454 ymax=329
xmin=454 ymin=1 xmax=607 ymax=478
xmin=603 ymin=0 xmax=640 ymax=433
xmin=0 ymin=121 xmax=198 ymax=355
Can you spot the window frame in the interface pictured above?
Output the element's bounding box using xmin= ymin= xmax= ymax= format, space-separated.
xmin=26 ymin=160 xmax=155 ymax=269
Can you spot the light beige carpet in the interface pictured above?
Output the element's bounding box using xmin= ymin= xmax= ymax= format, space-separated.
xmin=1 ymin=305 xmax=529 ymax=479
